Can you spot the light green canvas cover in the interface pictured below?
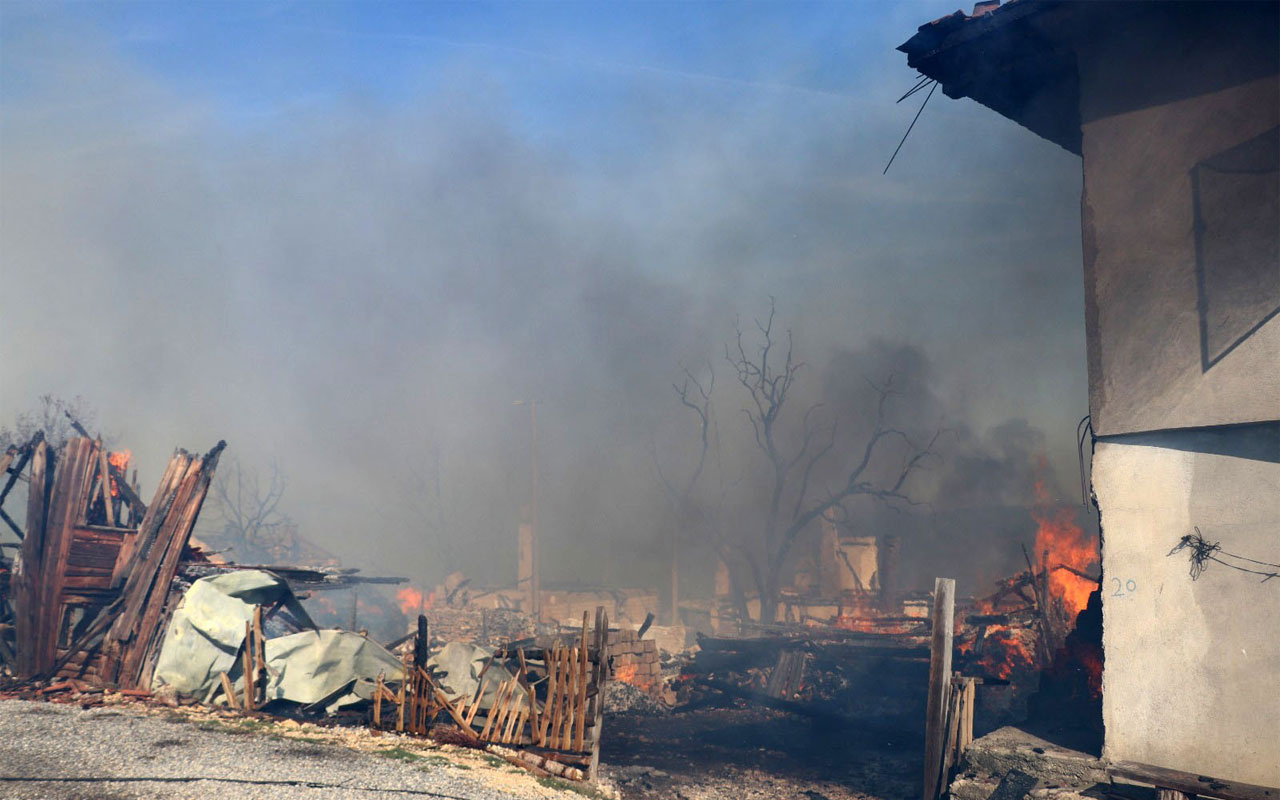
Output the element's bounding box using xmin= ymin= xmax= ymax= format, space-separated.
xmin=152 ymin=570 xmax=303 ymax=701
xmin=263 ymin=628 xmax=405 ymax=711
xmin=152 ymin=570 xmax=403 ymax=711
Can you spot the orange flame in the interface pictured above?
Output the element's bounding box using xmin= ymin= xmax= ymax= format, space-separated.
xmin=976 ymin=626 xmax=1035 ymax=680
xmin=613 ymin=661 xmax=655 ymax=690
xmin=396 ymin=586 xmax=434 ymax=615
xmin=614 ymin=663 xmax=639 ymax=683
xmin=107 ymin=450 xmax=131 ymax=498
xmin=1032 ymin=479 xmax=1097 ymax=616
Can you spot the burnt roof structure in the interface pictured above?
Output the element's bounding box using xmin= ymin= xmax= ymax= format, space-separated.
xmin=897 ymin=0 xmax=1279 ymax=156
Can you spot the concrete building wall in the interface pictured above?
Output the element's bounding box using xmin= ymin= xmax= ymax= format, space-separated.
xmin=1094 ymin=431 xmax=1280 ymax=786
xmin=1077 ymin=13 xmax=1280 ymax=784
xmin=1078 ymin=22 xmax=1279 ymax=437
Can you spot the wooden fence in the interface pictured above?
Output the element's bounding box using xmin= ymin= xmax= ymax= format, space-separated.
xmin=372 ymin=607 xmax=611 ymax=780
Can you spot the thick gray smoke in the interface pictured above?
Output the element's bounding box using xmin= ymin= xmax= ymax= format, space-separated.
xmin=0 ymin=5 xmax=1089 ymax=602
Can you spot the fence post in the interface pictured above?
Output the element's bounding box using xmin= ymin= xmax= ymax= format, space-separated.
xmin=922 ymin=577 xmax=956 ymax=800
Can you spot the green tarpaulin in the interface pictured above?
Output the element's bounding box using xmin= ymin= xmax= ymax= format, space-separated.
xmin=152 ymin=570 xmax=404 ymax=711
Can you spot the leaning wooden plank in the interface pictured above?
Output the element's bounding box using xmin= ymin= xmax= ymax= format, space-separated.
xmin=557 ymin=647 xmax=575 ymax=750
xmin=134 ymin=451 xmax=223 ymax=687
xmin=404 ymin=666 xmax=418 ymax=734
xmin=561 ymin=645 xmax=576 ymax=749
xmin=103 ymin=451 xmax=194 ymax=644
xmin=220 ymin=672 xmax=240 ymax=712
xmin=1109 ymin=762 xmax=1279 ymax=800
xmin=96 ymin=443 xmax=115 ymax=528
xmin=253 ymin=605 xmax=267 ymax=708
xmin=464 ymin=651 xmax=497 ymax=727
xmin=500 ymin=693 xmax=518 ymax=744
xmin=242 ymin=621 xmax=254 ymax=710
xmin=29 ymin=440 xmax=96 ymax=676
xmin=510 ymin=704 xmax=530 ymax=745
xmin=430 ymin=686 xmax=480 ymax=743
xmin=573 ymin=612 xmax=589 ymax=752
xmin=13 ymin=439 xmax=49 ymax=676
xmin=111 ymin=442 xmax=224 ymax=687
xmin=0 ymin=431 xmax=41 ymax=510
xmin=483 ymin=679 xmax=514 ymax=741
xmin=548 ymin=645 xmax=567 ymax=748
xmin=108 ymin=454 xmax=181 ymax=588
xmin=588 ymin=608 xmax=609 ymax=781
xmin=939 ymin=678 xmax=962 ymax=785
xmin=515 ymin=649 xmax=541 ymax=744
xmin=396 ymin=665 xmax=407 ymax=732
xmin=537 ymin=646 xmax=558 ymax=745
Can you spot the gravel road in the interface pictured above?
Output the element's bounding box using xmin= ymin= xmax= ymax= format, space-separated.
xmin=0 ymin=699 xmax=592 ymax=800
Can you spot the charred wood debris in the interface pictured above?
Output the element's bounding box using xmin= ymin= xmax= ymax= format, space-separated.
xmin=0 ymin=426 xmax=620 ymax=782
xmin=0 ymin=425 xmax=1100 ymax=790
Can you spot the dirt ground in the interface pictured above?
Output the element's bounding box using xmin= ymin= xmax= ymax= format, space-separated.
xmin=599 ymin=705 xmax=922 ymax=800
xmin=0 ymin=691 xmax=922 ymax=800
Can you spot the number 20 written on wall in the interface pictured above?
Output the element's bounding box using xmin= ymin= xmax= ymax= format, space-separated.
xmin=1110 ymin=577 xmax=1137 ymax=597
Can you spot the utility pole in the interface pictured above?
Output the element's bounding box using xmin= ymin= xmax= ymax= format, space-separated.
xmin=514 ymin=400 xmax=542 ymax=623
xmin=670 ymin=527 xmax=679 ymax=627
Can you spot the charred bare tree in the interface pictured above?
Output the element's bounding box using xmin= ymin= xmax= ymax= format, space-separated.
xmin=207 ymin=456 xmax=293 ymax=562
xmin=0 ymin=394 xmax=101 ymax=452
xmin=651 ymin=364 xmax=716 ymax=624
xmin=727 ymin=299 xmax=939 ymax=621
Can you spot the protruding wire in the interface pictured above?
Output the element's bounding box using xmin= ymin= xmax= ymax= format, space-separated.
xmin=883 ymin=80 xmax=937 ymax=175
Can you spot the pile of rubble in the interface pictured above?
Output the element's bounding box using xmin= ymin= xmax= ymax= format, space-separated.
xmin=675 ymin=627 xmax=930 ymax=732
xmin=601 ymin=680 xmax=667 ymax=715
xmin=420 ymin=605 xmax=539 ymax=646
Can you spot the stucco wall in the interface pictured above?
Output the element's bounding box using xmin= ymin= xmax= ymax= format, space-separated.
xmin=1078 ymin=23 xmax=1279 ymax=436
xmin=1094 ymin=432 xmax=1280 ymax=786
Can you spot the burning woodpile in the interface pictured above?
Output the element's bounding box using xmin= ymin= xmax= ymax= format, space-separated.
xmin=956 ymin=483 xmax=1101 ymax=695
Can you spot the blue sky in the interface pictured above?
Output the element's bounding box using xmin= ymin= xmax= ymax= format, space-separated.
xmin=0 ymin=1 xmax=1089 ymax=591
xmin=5 ymin=2 xmax=942 ymax=153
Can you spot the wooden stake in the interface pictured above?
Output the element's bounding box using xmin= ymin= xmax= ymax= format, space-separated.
xmin=940 ymin=678 xmax=962 ymax=780
xmin=574 ymin=612 xmax=589 ymax=752
xmin=242 ymin=621 xmax=254 ymax=710
xmin=220 ymin=671 xmax=240 ymax=712
xmin=253 ymin=605 xmax=267 ymax=708
xmin=396 ymin=655 xmax=407 ymax=733
xmin=922 ymin=577 xmax=955 ymax=800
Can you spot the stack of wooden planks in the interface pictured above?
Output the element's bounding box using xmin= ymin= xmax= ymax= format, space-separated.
xmin=7 ymin=435 xmax=224 ymax=689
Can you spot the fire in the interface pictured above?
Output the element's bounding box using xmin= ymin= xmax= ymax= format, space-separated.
xmin=396 ymin=586 xmax=434 ymax=615
xmin=108 ymin=450 xmax=131 ymax=472
xmin=1032 ymin=479 xmax=1097 ymax=616
xmin=107 ymin=450 xmax=131 ymax=497
xmin=613 ymin=662 xmax=653 ymax=690
xmin=614 ymin=663 xmax=639 ymax=683
xmin=976 ymin=626 xmax=1035 ymax=680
